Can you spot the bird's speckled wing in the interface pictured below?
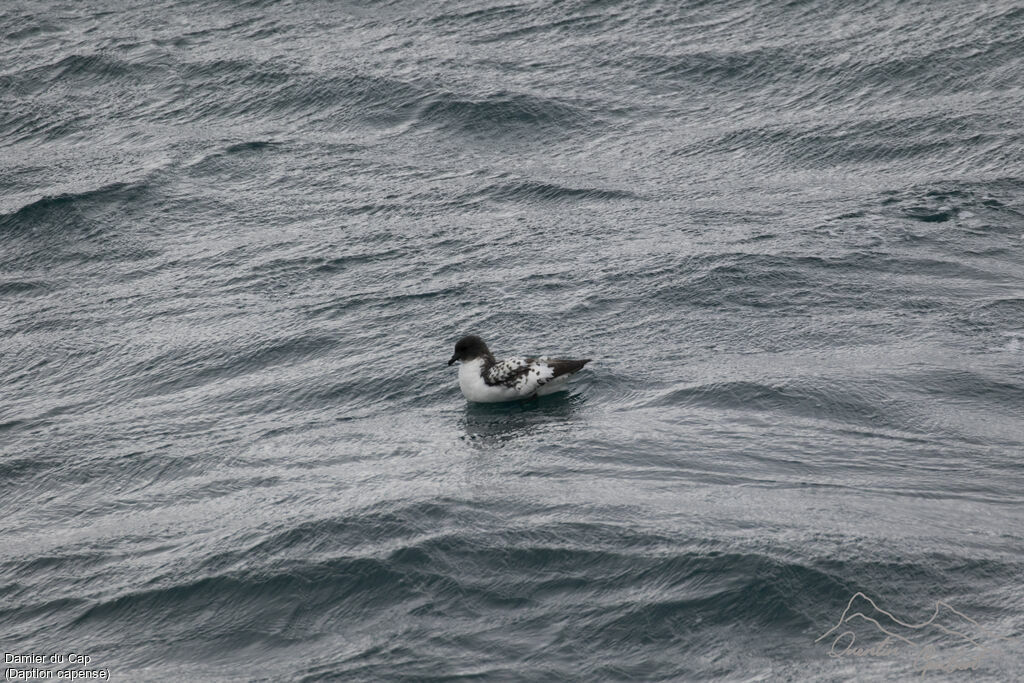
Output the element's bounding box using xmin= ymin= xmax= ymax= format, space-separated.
xmin=483 ymin=357 xmax=555 ymax=394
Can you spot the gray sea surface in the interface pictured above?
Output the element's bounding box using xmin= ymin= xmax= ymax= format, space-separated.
xmin=2 ymin=0 xmax=1023 ymax=680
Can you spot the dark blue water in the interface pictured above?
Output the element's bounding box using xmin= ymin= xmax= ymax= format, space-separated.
xmin=2 ymin=1 xmax=1023 ymax=680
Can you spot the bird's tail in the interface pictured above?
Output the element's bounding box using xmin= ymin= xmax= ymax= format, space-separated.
xmin=548 ymin=358 xmax=591 ymax=379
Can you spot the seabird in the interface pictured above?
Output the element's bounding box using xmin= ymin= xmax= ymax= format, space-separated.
xmin=447 ymin=335 xmax=591 ymax=403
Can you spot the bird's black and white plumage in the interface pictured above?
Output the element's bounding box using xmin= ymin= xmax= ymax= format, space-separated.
xmin=447 ymin=335 xmax=591 ymax=403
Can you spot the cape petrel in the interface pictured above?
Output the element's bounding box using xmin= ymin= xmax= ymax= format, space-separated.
xmin=447 ymin=335 xmax=591 ymax=403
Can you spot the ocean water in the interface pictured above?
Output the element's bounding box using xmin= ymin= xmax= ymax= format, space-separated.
xmin=2 ymin=0 xmax=1023 ymax=680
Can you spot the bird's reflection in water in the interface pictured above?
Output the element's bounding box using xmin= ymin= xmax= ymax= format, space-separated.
xmin=459 ymin=391 xmax=588 ymax=448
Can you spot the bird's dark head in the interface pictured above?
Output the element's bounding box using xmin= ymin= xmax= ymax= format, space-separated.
xmin=448 ymin=335 xmax=491 ymax=366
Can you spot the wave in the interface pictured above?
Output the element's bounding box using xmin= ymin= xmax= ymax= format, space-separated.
xmin=625 ymin=1 xmax=1023 ymax=101
xmin=416 ymin=89 xmax=595 ymax=137
xmin=0 ymin=179 xmax=161 ymax=268
xmin=65 ymin=532 xmax=827 ymax=637
xmin=639 ymin=250 xmax=994 ymax=314
xmin=645 ymin=376 xmax=900 ymax=428
xmin=0 ymin=52 xmax=165 ymax=93
xmin=49 ymin=505 xmax=1021 ymax=678
xmin=108 ymin=55 xmax=597 ymax=140
xmin=0 ymin=279 xmax=49 ymax=296
xmin=877 ymin=183 xmax=1024 ymax=225
xmin=472 ymin=179 xmax=637 ymax=203
xmin=685 ymin=112 xmax=1007 ymax=170
xmin=0 ymin=182 xmax=140 ymax=231
xmin=117 ymin=330 xmax=342 ymax=403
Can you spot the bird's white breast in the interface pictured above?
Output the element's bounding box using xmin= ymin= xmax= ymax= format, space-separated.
xmin=458 ymin=358 xmax=519 ymax=403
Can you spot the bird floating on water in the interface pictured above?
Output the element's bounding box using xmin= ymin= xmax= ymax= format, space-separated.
xmin=447 ymin=335 xmax=591 ymax=403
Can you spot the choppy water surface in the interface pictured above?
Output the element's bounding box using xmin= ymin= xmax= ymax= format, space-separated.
xmin=2 ymin=0 xmax=1023 ymax=680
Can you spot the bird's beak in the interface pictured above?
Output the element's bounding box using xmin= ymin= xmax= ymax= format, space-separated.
xmin=447 ymin=354 xmax=458 ymax=366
